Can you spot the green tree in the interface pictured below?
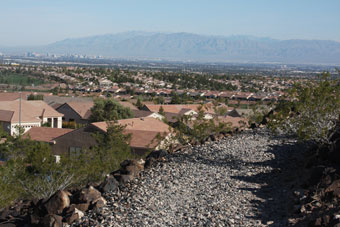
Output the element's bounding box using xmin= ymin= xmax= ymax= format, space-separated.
xmin=159 ymin=106 xmax=165 ymax=116
xmin=89 ymin=98 xmax=133 ymax=122
xmin=136 ymin=96 xmax=144 ymax=109
xmin=88 ymin=123 xmax=133 ymax=181
xmin=170 ymin=92 xmax=181 ymax=104
xmin=154 ymin=96 xmax=165 ymax=104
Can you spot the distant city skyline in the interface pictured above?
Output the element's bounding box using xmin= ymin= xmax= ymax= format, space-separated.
xmin=0 ymin=0 xmax=340 ymax=46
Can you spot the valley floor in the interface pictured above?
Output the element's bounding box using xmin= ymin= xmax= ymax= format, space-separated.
xmin=74 ymin=129 xmax=307 ymax=227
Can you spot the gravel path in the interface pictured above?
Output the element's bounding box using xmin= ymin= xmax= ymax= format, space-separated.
xmin=75 ymin=129 xmax=307 ymax=227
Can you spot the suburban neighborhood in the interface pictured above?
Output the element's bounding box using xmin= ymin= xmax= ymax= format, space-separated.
xmin=0 ymin=90 xmax=250 ymax=158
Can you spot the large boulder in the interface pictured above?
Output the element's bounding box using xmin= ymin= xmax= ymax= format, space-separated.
xmin=119 ymin=174 xmax=134 ymax=184
xmin=44 ymin=190 xmax=70 ymax=215
xmin=74 ymin=203 xmax=90 ymax=213
xmin=65 ymin=203 xmax=89 ymax=214
xmin=120 ymin=159 xmax=144 ymax=171
xmin=144 ymin=157 xmax=156 ymax=169
xmin=41 ymin=214 xmax=63 ymax=227
xmin=92 ymin=197 xmax=107 ymax=209
xmin=74 ymin=186 xmax=102 ymax=204
xmin=64 ymin=208 xmax=84 ymax=225
xmin=99 ymin=174 xmax=119 ymax=193
xmin=146 ymin=150 xmax=167 ymax=160
xmin=125 ymin=164 xmax=142 ymax=177
xmin=119 ymin=159 xmax=144 ymax=179
xmin=144 ymin=150 xmax=167 ymax=168
xmin=325 ymin=179 xmax=340 ymax=198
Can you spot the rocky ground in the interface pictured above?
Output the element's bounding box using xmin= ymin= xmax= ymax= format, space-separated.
xmin=73 ymin=129 xmax=310 ymax=227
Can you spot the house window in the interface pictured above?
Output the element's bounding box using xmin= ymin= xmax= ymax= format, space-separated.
xmin=69 ymin=147 xmax=82 ymax=156
xmin=53 ymin=118 xmax=58 ymax=128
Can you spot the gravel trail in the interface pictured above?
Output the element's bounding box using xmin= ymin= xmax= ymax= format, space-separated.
xmin=75 ymin=129 xmax=306 ymax=227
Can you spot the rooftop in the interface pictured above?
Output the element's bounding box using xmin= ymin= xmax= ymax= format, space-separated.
xmin=24 ymin=127 xmax=74 ymax=142
xmin=0 ymin=100 xmax=63 ymax=123
xmin=91 ymin=117 xmax=171 ymax=149
xmin=59 ymin=102 xmax=94 ymax=119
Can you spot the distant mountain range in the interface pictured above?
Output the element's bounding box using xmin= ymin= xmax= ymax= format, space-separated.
xmin=2 ymin=31 xmax=340 ymax=64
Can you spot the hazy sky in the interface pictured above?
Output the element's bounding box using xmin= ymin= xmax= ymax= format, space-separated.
xmin=1 ymin=0 xmax=340 ymax=46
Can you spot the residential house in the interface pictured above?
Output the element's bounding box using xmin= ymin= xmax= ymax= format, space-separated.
xmin=91 ymin=117 xmax=172 ymax=154
xmin=49 ymin=117 xmax=173 ymax=156
xmin=142 ymin=103 xmax=232 ymax=120
xmin=142 ymin=104 xmax=201 ymax=115
xmin=98 ymin=78 xmax=113 ymax=88
xmin=56 ymin=102 xmax=93 ymax=124
xmin=132 ymin=110 xmax=163 ymax=120
xmin=55 ymin=100 xmax=137 ymax=124
xmin=0 ymin=100 xmax=63 ymax=135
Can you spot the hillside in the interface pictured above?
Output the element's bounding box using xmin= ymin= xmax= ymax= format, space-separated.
xmin=40 ymin=32 xmax=340 ymax=64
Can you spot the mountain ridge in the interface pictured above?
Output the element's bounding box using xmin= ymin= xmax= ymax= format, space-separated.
xmin=2 ymin=32 xmax=340 ymax=64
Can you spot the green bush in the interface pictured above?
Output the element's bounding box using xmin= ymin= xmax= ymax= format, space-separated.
xmin=174 ymin=105 xmax=232 ymax=144
xmin=269 ymin=72 xmax=340 ymax=150
xmin=0 ymin=123 xmax=133 ymax=208
xmin=90 ymin=98 xmax=133 ymax=122
xmin=27 ymin=94 xmax=44 ymax=100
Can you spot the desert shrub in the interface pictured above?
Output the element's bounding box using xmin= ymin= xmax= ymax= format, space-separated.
xmin=27 ymin=94 xmax=44 ymax=100
xmin=248 ymin=104 xmax=273 ymax=126
xmin=0 ymin=161 xmax=23 ymax=208
xmin=269 ymin=72 xmax=340 ymax=151
xmin=0 ymin=138 xmax=82 ymax=201
xmin=0 ymin=122 xmax=133 ymax=208
xmin=85 ymin=123 xmax=133 ymax=182
xmin=174 ymin=105 xmax=232 ymax=144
